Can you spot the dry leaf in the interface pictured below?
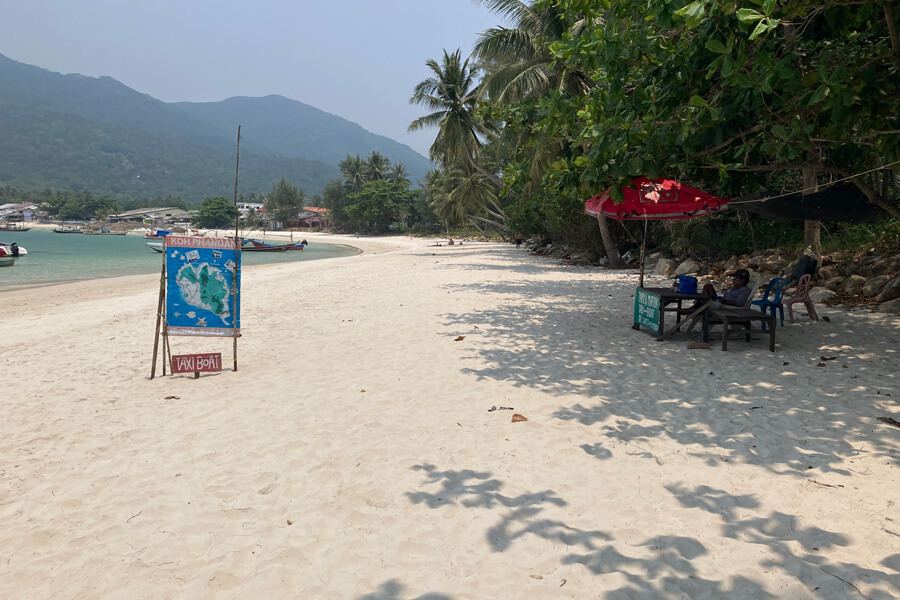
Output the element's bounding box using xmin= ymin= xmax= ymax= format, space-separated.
xmin=360 ymin=389 xmax=366 ymax=393
xmin=512 ymin=413 xmax=528 ymax=423
xmin=454 ymin=336 xmax=466 ymax=341
xmin=164 ymin=395 xmax=180 ymax=400
xmin=822 ymin=316 xmax=831 ymax=323
xmin=783 ymin=362 xmax=790 ymax=366
xmin=820 ymin=356 xmax=837 ymax=361
xmin=816 ymin=363 xmax=826 ymax=367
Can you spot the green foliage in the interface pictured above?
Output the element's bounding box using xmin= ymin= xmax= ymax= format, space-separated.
xmin=346 ymin=180 xmax=415 ymax=233
xmin=265 ymin=178 xmax=306 ymax=225
xmin=193 ymin=197 xmax=236 ymax=229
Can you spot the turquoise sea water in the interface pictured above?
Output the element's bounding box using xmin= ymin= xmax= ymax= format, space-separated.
xmin=0 ymin=229 xmax=359 ymax=290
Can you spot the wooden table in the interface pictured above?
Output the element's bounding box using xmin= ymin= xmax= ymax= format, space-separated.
xmin=710 ymin=307 xmax=777 ymax=351
xmin=633 ymin=287 xmax=708 ymax=340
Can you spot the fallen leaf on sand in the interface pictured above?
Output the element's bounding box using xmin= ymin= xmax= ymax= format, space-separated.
xmin=454 ymin=336 xmax=466 ymax=341
xmin=822 ymin=316 xmax=831 ymax=322
xmin=165 ymin=395 xmax=180 ymax=400
xmin=360 ymin=389 xmax=366 ymax=393
xmin=783 ymin=362 xmax=790 ymax=366
xmin=842 ymin=364 xmax=848 ymax=368
xmin=473 ymin=326 xmax=479 ymax=330
xmin=816 ymin=363 xmax=826 ymax=367
xmin=820 ymin=356 xmax=837 ymax=361
xmin=877 ymin=416 xmax=900 ymax=429
xmin=512 ymin=413 xmax=528 ymax=423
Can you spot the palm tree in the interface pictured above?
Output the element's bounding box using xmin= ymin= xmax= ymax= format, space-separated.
xmin=472 ymin=0 xmax=591 ymax=104
xmin=388 ymin=163 xmax=410 ymax=187
xmin=339 ymin=154 xmax=367 ymax=192
xmin=364 ymin=151 xmax=391 ymax=181
xmin=409 ymin=49 xmax=499 ymax=178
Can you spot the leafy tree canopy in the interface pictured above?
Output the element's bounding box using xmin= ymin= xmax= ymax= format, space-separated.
xmin=264 ymin=178 xmax=306 ymax=225
xmin=193 ymin=196 xmax=236 ymax=229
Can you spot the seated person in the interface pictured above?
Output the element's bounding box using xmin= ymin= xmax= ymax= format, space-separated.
xmin=686 ymin=269 xmax=752 ymax=339
xmin=702 ymin=268 xmax=752 ymax=307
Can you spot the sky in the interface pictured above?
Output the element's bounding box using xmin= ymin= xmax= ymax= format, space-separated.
xmin=0 ymin=0 xmax=507 ymax=159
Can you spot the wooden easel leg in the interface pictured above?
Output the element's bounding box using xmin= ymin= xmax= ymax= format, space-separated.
xmin=150 ymin=261 xmax=166 ymax=379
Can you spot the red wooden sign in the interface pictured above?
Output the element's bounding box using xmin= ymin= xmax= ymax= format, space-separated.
xmin=171 ymin=353 xmax=222 ymax=374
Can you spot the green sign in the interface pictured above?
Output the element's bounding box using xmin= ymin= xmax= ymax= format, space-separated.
xmin=634 ymin=288 xmax=661 ymax=332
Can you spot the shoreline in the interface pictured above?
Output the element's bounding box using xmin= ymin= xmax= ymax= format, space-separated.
xmin=1 ymin=235 xmax=898 ymax=598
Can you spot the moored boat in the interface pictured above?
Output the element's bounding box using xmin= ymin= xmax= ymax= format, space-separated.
xmin=144 ymin=229 xmax=172 ymax=239
xmin=243 ymin=238 xmax=306 ymax=252
xmin=0 ymin=256 xmax=15 ymax=267
xmin=146 ymin=242 xmax=164 ymax=253
xmin=53 ymin=226 xmax=83 ymax=233
xmin=0 ymin=222 xmax=32 ymax=231
xmin=0 ymin=242 xmax=26 ymax=255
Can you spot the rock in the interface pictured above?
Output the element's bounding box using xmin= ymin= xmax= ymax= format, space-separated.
xmin=817 ymin=266 xmax=837 ymax=281
xmin=655 ymin=258 xmax=675 ymax=276
xmin=862 ymin=276 xmax=891 ymax=298
xmin=722 ymin=257 xmax=740 ymax=272
xmin=822 ymin=276 xmax=843 ymax=291
xmin=673 ymin=259 xmax=700 ymax=276
xmin=876 ymin=276 xmax=900 ymax=303
xmin=838 ymin=275 xmax=866 ymax=296
xmin=876 ymin=298 xmax=900 ymax=313
xmin=809 ymin=287 xmax=838 ymax=304
xmin=747 ymin=255 xmax=763 ymax=267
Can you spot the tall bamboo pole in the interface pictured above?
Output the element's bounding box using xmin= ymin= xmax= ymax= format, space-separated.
xmin=232 ymin=126 xmax=241 ymax=372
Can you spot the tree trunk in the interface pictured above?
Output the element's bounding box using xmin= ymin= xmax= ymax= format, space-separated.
xmin=801 ymin=164 xmax=821 ymax=260
xmin=596 ymin=215 xmax=623 ymax=268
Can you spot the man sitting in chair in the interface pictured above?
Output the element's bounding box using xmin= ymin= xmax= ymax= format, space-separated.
xmin=687 ymin=268 xmax=752 ymax=339
xmin=702 ymin=268 xmax=752 ymax=307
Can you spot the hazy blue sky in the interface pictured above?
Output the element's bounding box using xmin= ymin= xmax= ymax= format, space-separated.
xmin=0 ymin=0 xmax=507 ymax=159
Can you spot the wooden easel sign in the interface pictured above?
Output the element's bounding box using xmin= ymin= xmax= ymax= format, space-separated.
xmin=172 ymin=353 xmax=222 ymax=378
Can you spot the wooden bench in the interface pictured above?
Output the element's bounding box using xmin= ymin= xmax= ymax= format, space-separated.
xmin=709 ymin=307 xmax=776 ymax=351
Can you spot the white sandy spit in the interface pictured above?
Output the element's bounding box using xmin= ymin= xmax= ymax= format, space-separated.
xmin=1 ymin=233 xmax=898 ymax=599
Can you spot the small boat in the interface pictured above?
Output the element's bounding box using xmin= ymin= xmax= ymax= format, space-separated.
xmin=83 ymin=228 xmax=127 ymax=235
xmin=144 ymin=229 xmax=172 ymax=239
xmin=0 ymin=222 xmax=32 ymax=231
xmin=53 ymin=226 xmax=83 ymax=233
xmin=146 ymin=242 xmax=164 ymax=253
xmin=242 ymin=239 xmax=306 ymax=252
xmin=0 ymin=256 xmax=15 ymax=267
xmin=0 ymin=242 xmax=26 ymax=256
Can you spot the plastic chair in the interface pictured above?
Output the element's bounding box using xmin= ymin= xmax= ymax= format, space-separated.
xmin=750 ymin=277 xmax=787 ymax=329
xmin=784 ymin=274 xmax=819 ymax=322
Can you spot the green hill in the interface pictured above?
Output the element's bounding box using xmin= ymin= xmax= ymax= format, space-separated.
xmin=0 ymin=53 xmax=432 ymax=202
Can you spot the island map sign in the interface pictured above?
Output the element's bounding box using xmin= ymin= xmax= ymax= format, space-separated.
xmin=165 ymin=236 xmax=240 ymax=337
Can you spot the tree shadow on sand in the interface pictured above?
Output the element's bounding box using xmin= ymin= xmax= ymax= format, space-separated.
xmin=357 ymin=578 xmax=452 ymax=600
xmin=404 ymin=466 xmax=900 ymax=598
xmin=439 ymin=272 xmax=899 ymax=475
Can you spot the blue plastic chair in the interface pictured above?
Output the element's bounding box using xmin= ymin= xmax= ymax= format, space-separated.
xmin=751 ymin=277 xmax=787 ymax=329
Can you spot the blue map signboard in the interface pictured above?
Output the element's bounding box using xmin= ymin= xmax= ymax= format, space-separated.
xmin=165 ymin=236 xmax=241 ymax=337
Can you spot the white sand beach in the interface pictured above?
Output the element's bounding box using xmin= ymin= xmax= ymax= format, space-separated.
xmin=1 ymin=233 xmax=899 ymax=599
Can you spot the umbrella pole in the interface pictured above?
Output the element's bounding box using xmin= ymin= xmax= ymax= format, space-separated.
xmin=638 ymin=220 xmax=648 ymax=288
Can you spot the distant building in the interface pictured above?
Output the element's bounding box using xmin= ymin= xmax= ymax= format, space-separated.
xmin=108 ymin=207 xmax=193 ymax=226
xmin=0 ymin=202 xmax=42 ymax=222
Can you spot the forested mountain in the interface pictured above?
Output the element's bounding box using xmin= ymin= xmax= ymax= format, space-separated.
xmin=0 ymin=53 xmax=431 ymax=202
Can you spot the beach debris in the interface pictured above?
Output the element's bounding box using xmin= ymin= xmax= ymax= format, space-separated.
xmin=843 ymin=364 xmax=848 ymax=368
xmin=454 ymin=336 xmax=465 ymax=341
xmin=473 ymin=326 xmax=479 ymax=329
xmin=822 ymin=316 xmax=831 ymax=322
xmin=810 ymin=479 xmax=844 ymax=489
xmin=361 ymin=389 xmax=366 ymax=393
xmin=783 ymin=362 xmax=790 ymax=366
xmin=817 ymin=362 xmax=826 ymax=367
xmin=164 ymin=395 xmax=180 ymax=400
xmin=512 ymin=413 xmax=528 ymax=423
xmin=488 ymin=406 xmax=497 ymax=412
xmin=687 ymin=341 xmax=710 ymax=350
xmin=488 ymin=406 xmax=514 ymax=412
xmin=877 ymin=416 xmax=900 ymax=429
xmin=286 ymin=519 xmax=293 ymax=525
xmin=820 ymin=356 xmax=837 ymax=361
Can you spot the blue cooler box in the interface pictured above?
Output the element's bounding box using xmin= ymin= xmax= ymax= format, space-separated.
xmin=676 ymin=275 xmax=698 ymax=294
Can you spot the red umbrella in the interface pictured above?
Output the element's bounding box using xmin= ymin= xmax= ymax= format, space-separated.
xmin=585 ymin=177 xmax=730 ymax=285
xmin=585 ymin=177 xmax=729 ymax=220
